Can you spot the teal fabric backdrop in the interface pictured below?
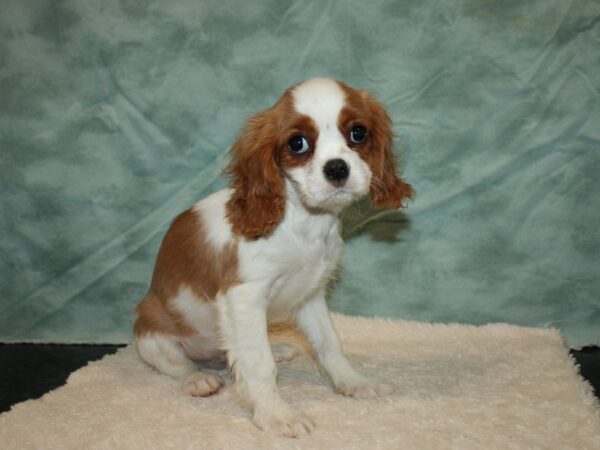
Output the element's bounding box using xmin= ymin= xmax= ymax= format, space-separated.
xmin=1 ymin=0 xmax=599 ymax=346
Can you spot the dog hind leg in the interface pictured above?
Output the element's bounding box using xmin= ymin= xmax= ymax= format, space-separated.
xmin=135 ymin=333 xmax=224 ymax=397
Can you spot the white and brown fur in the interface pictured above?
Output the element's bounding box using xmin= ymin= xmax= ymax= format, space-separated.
xmin=134 ymin=78 xmax=414 ymax=437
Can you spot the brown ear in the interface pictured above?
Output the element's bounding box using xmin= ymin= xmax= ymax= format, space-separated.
xmin=224 ymin=109 xmax=285 ymax=239
xmin=364 ymin=93 xmax=415 ymax=209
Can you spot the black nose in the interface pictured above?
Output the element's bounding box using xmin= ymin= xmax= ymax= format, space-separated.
xmin=323 ymin=159 xmax=350 ymax=186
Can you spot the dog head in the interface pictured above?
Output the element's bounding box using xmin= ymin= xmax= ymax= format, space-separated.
xmin=225 ymin=78 xmax=414 ymax=239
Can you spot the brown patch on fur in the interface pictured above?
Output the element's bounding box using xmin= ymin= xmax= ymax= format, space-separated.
xmin=224 ymin=89 xmax=318 ymax=239
xmin=224 ymin=107 xmax=286 ymax=239
xmin=134 ymin=292 xmax=195 ymax=337
xmin=277 ymin=114 xmax=320 ymax=169
xmin=337 ymin=82 xmax=415 ymax=209
xmin=134 ymin=209 xmax=239 ymax=337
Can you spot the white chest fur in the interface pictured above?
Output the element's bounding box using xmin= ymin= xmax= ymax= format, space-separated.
xmin=267 ymin=223 xmax=342 ymax=319
xmin=237 ymin=187 xmax=344 ymax=322
xmin=192 ymin=185 xmax=344 ymax=324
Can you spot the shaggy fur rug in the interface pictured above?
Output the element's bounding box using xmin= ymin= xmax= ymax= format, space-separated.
xmin=1 ymin=314 xmax=599 ymax=449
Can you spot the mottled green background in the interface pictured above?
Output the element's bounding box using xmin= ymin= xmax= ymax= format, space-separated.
xmin=1 ymin=0 xmax=599 ymax=346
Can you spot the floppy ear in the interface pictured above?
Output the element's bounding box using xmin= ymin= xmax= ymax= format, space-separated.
xmin=364 ymin=93 xmax=415 ymax=209
xmin=224 ymin=109 xmax=285 ymax=239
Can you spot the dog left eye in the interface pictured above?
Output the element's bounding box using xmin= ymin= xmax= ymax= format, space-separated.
xmin=349 ymin=126 xmax=367 ymax=144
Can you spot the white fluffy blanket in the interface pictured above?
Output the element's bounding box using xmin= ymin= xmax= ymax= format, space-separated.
xmin=1 ymin=315 xmax=599 ymax=449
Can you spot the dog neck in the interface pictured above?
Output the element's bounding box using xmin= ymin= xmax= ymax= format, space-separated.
xmin=280 ymin=179 xmax=341 ymax=241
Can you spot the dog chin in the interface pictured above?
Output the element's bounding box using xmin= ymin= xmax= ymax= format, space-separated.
xmin=306 ymin=189 xmax=363 ymax=213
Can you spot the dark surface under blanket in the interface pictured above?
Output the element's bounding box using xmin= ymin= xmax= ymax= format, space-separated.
xmin=0 ymin=344 xmax=598 ymax=413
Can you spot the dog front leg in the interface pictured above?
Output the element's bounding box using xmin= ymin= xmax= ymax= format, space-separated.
xmin=218 ymin=283 xmax=314 ymax=437
xmin=296 ymin=292 xmax=391 ymax=398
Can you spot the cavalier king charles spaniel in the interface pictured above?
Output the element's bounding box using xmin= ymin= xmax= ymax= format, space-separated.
xmin=134 ymin=78 xmax=414 ymax=437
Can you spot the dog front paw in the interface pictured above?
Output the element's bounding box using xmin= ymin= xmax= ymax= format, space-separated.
xmin=253 ymin=402 xmax=314 ymax=437
xmin=335 ymin=377 xmax=391 ymax=399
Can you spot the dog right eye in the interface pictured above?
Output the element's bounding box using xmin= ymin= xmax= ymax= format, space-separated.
xmin=288 ymin=135 xmax=310 ymax=154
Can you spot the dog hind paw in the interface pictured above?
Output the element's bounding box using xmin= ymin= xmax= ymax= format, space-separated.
xmin=271 ymin=343 xmax=301 ymax=363
xmin=182 ymin=372 xmax=224 ymax=397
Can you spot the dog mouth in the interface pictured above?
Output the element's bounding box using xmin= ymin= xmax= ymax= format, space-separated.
xmin=325 ymin=187 xmax=353 ymax=199
xmin=319 ymin=187 xmax=361 ymax=207
xmin=287 ymin=176 xmax=363 ymax=211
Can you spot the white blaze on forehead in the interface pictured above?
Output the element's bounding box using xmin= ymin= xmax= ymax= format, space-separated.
xmin=292 ymin=78 xmax=346 ymax=129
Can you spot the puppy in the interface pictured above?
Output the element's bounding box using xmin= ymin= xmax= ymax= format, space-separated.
xmin=133 ymin=78 xmax=414 ymax=437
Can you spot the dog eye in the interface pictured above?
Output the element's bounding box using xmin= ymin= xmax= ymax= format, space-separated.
xmin=349 ymin=126 xmax=367 ymax=144
xmin=288 ymin=135 xmax=310 ymax=154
